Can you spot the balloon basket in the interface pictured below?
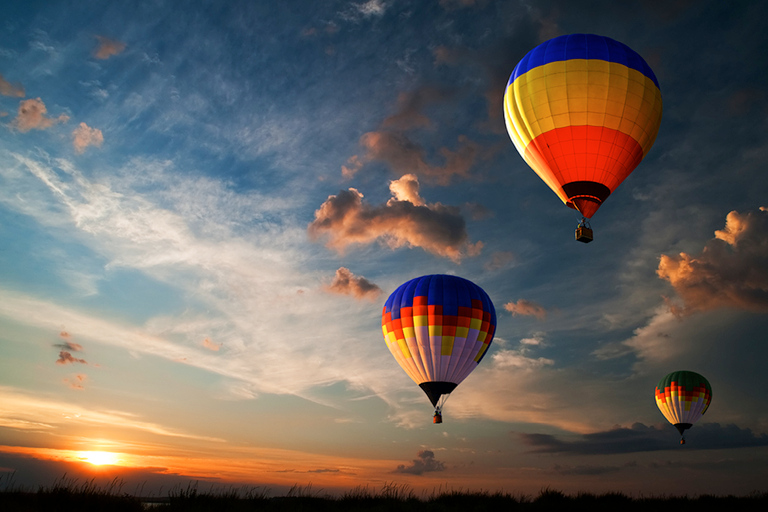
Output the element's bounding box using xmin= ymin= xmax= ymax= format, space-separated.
xmin=575 ymin=226 xmax=593 ymax=243
xmin=433 ymin=412 xmax=443 ymax=424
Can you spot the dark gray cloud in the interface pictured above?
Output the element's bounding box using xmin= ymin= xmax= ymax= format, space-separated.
xmin=394 ymin=450 xmax=446 ymax=475
xmin=519 ymin=423 xmax=768 ymax=454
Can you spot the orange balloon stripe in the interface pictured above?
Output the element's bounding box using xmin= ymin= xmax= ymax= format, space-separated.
xmin=523 ymin=126 xmax=644 ymax=194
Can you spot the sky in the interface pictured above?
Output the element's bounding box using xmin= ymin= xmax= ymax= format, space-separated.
xmin=1 ymin=0 xmax=768 ymax=498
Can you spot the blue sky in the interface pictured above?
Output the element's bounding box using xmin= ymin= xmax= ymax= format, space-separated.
xmin=1 ymin=0 xmax=768 ymax=496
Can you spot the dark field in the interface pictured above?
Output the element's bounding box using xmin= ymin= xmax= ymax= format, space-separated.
xmin=2 ymin=481 xmax=767 ymax=512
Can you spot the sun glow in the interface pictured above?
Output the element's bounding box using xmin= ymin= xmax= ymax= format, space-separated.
xmin=78 ymin=451 xmax=120 ymax=466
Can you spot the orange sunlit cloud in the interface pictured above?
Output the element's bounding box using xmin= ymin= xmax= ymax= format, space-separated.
xmin=324 ymin=267 xmax=381 ymax=301
xmin=93 ymin=36 xmax=126 ymax=59
xmin=504 ymin=299 xmax=547 ymax=320
xmin=12 ymin=98 xmax=69 ymax=132
xmin=0 ymin=73 xmax=25 ymax=97
xmin=658 ymin=207 xmax=768 ymax=315
xmin=72 ymin=122 xmax=104 ymax=153
xmin=308 ymin=176 xmax=476 ymax=261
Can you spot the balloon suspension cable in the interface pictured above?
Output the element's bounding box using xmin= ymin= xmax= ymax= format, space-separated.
xmin=578 ymin=217 xmax=591 ymax=229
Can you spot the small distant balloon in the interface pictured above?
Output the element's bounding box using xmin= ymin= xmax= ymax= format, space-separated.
xmin=504 ymin=34 xmax=663 ymax=240
xmin=655 ymin=370 xmax=712 ymax=444
xmin=381 ymin=274 xmax=496 ymax=423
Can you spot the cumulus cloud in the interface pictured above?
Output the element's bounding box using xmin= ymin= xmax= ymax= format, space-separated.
xmin=393 ymin=450 xmax=446 ymax=475
xmin=308 ymin=176 xmax=474 ymax=261
xmin=11 ymin=98 xmax=69 ymax=132
xmin=72 ymin=122 xmax=104 ymax=153
xmin=0 ymin=73 xmax=24 ymax=97
xmin=519 ymin=422 xmax=768 ymax=454
xmin=387 ymin=173 xmax=424 ymax=206
xmin=93 ymin=36 xmax=126 ymax=59
xmin=55 ymin=351 xmax=87 ymax=365
xmin=504 ymin=299 xmax=547 ymax=320
xmin=324 ymin=267 xmax=382 ymax=301
xmin=657 ymin=208 xmax=768 ymax=315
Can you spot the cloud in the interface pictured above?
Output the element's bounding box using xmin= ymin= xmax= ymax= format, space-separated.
xmin=55 ymin=351 xmax=87 ymax=365
xmin=11 ymin=98 xmax=69 ymax=132
xmin=341 ymin=86 xmax=479 ymax=184
xmin=504 ymin=299 xmax=547 ymax=320
xmin=54 ymin=341 xmax=84 ymax=352
xmin=387 ymin=173 xmax=424 ymax=206
xmin=324 ymin=267 xmax=382 ymax=301
xmin=202 ymin=338 xmax=221 ymax=351
xmin=657 ymin=208 xmax=768 ymax=315
xmin=93 ymin=36 xmax=126 ymax=59
xmin=349 ymin=0 xmax=388 ymax=18
xmin=308 ymin=177 xmax=474 ymax=261
xmin=357 ymin=131 xmax=478 ymax=185
xmin=0 ymin=73 xmax=24 ymax=97
xmin=394 ymin=450 xmax=446 ymax=475
xmin=54 ymin=330 xmax=84 ymax=352
xmin=519 ymin=422 xmax=768 ymax=455
xmin=382 ymin=87 xmax=456 ymax=130
xmin=63 ymin=374 xmax=87 ymax=390
xmin=72 ymin=122 xmax=104 ymax=153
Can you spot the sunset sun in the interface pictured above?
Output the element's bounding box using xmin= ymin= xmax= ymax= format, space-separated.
xmin=78 ymin=451 xmax=120 ymax=466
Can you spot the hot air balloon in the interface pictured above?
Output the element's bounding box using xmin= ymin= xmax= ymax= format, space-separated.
xmin=503 ymin=34 xmax=663 ymax=242
xmin=381 ymin=274 xmax=496 ymax=423
xmin=655 ymin=370 xmax=712 ymax=444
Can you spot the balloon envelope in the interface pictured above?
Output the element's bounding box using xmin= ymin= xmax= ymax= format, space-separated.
xmin=504 ymin=34 xmax=662 ymax=218
xmin=655 ymin=370 xmax=712 ymax=434
xmin=381 ymin=274 xmax=496 ymax=408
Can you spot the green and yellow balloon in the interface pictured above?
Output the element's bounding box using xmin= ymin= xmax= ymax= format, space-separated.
xmin=655 ymin=370 xmax=712 ymax=444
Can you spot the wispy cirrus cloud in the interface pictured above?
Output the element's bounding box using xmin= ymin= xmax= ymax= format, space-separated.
xmin=308 ymin=175 xmax=477 ymax=262
xmin=11 ymin=98 xmax=69 ymax=132
xmin=0 ymin=152 xmax=407 ymax=408
xmin=0 ymin=386 xmax=224 ymax=442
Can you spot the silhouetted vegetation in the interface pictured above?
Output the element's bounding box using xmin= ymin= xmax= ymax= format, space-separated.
xmin=1 ymin=478 xmax=767 ymax=511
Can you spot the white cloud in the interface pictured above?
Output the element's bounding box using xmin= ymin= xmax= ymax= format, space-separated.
xmin=0 ymin=152 xmax=409 ymax=410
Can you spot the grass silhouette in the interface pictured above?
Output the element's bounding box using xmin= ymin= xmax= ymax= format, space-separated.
xmin=1 ymin=476 xmax=767 ymax=511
